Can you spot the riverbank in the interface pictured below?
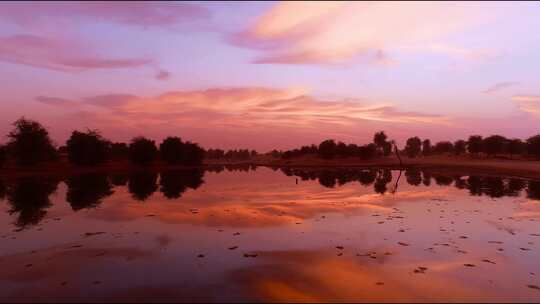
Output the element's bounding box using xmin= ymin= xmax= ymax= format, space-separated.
xmin=1 ymin=155 xmax=540 ymax=180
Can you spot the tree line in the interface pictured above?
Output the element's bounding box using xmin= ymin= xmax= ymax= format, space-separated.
xmin=0 ymin=118 xmax=206 ymax=167
xmin=278 ymin=131 xmax=540 ymax=160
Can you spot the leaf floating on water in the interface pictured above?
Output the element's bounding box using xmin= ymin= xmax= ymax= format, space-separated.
xmin=398 ymin=242 xmax=410 ymax=246
xmin=233 ymin=232 xmax=241 ymax=236
xmin=376 ymin=282 xmax=384 ymax=286
xmin=530 ymin=234 xmax=540 ymax=237
xmin=464 ymin=263 xmax=476 ymax=267
xmin=243 ymin=253 xmax=258 ymax=258
xmin=482 ymin=259 xmax=496 ymax=264
xmin=228 ymin=246 xmax=238 ymax=250
xmin=197 ymin=254 xmax=205 ymax=258
xmin=336 ymin=246 xmax=344 ymax=250
xmin=520 ymin=248 xmax=531 ymax=251
xmin=488 ymin=241 xmax=503 ymax=244
xmin=527 ymin=285 xmax=540 ymax=291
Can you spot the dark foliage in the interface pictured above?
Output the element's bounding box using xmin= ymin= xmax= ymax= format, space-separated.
xmin=159 ymin=169 xmax=205 ymax=199
xmin=526 ymin=135 xmax=540 ymax=158
xmin=483 ymin=135 xmax=507 ymax=156
xmin=0 ymin=145 xmax=7 ymax=168
xmin=433 ymin=141 xmax=454 ymax=154
xmin=467 ymin=135 xmax=484 ymax=154
xmin=5 ymin=177 xmax=59 ymax=228
xmin=129 ymin=137 xmax=158 ymax=165
xmin=405 ymin=137 xmax=422 ymax=158
xmin=66 ymin=130 xmax=110 ymax=166
xmin=65 ymin=174 xmax=113 ymax=210
xmin=453 ymin=140 xmax=467 ymax=155
xmin=110 ymin=142 xmax=129 ymax=160
xmin=318 ymin=139 xmax=337 ymax=159
xmin=128 ymin=171 xmax=158 ymax=201
xmin=7 ymin=118 xmax=57 ymax=165
xmin=422 ymin=139 xmax=432 ymax=156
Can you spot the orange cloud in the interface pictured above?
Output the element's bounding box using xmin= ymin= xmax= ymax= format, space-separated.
xmin=512 ymin=95 xmax=540 ymax=118
xmin=234 ymin=1 xmax=492 ymax=65
xmin=36 ymin=87 xmax=450 ymax=149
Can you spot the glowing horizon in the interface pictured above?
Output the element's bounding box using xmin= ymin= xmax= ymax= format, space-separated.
xmin=1 ymin=1 xmax=539 ymax=151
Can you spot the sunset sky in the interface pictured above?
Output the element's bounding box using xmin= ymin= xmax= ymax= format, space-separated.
xmin=1 ymin=1 xmax=539 ymax=151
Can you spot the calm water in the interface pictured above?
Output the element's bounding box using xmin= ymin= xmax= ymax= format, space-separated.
xmin=1 ymin=166 xmax=539 ymax=302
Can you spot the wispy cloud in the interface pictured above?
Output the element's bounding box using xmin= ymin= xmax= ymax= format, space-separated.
xmin=483 ymin=82 xmax=519 ymax=94
xmin=512 ymin=95 xmax=540 ymax=118
xmin=0 ymin=34 xmax=152 ymax=72
xmin=0 ymin=2 xmax=210 ymax=29
xmin=36 ymin=87 xmax=450 ymax=149
xmin=35 ymin=96 xmax=80 ymax=107
xmin=232 ymin=1 xmax=494 ymax=65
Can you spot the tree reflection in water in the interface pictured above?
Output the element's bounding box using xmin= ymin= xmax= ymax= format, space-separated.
xmin=65 ymin=173 xmax=113 ymax=210
xmin=159 ymin=169 xmax=205 ymax=199
xmin=5 ymin=177 xmax=59 ymax=228
xmin=128 ymin=171 xmax=158 ymax=201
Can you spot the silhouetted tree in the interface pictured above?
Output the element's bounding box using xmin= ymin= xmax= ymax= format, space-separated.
xmin=0 ymin=145 xmax=7 ymax=168
xmin=454 ymin=140 xmax=467 ymax=155
xmin=7 ymin=118 xmax=57 ymax=165
xmin=66 ymin=130 xmax=110 ymax=166
xmin=318 ymin=139 xmax=337 ymax=159
xmin=181 ymin=141 xmax=205 ymax=165
xmin=382 ymin=141 xmax=392 ymax=156
xmin=404 ymin=137 xmax=422 ymax=158
xmin=358 ymin=144 xmax=377 ymax=160
xmin=159 ymin=169 xmax=204 ymax=199
xmin=422 ymin=139 xmax=432 ymax=156
xmin=507 ymin=139 xmax=525 ymax=159
xmin=468 ymin=135 xmax=484 ymax=155
xmin=110 ymin=142 xmax=129 ymax=160
xmin=65 ymin=174 xmax=113 ymax=210
xmin=128 ymin=171 xmax=158 ymax=201
xmin=129 ymin=137 xmax=158 ymax=165
xmin=483 ymin=135 xmax=507 ymax=157
xmin=433 ymin=141 xmax=454 ymax=154
xmin=405 ymin=169 xmax=422 ymax=186
xmin=160 ymin=137 xmax=184 ymax=164
xmin=526 ymin=135 xmax=540 ymax=159
xmin=373 ymin=131 xmax=388 ymax=148
xmin=467 ymin=176 xmax=483 ymax=196
xmin=6 ymin=177 xmax=59 ymax=228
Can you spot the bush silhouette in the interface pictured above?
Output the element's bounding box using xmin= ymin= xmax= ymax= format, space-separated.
xmin=422 ymin=139 xmax=432 ymax=156
xmin=110 ymin=142 xmax=129 ymax=160
xmin=433 ymin=141 xmax=453 ymax=154
xmin=129 ymin=137 xmax=158 ymax=165
xmin=65 ymin=173 xmax=113 ymax=210
xmin=160 ymin=137 xmax=184 ymax=164
xmin=467 ymin=135 xmax=484 ymax=155
xmin=0 ymin=145 xmax=7 ymax=168
xmin=526 ymin=135 xmax=540 ymax=158
xmin=405 ymin=137 xmax=422 ymax=158
xmin=454 ymin=140 xmax=467 ymax=155
xmin=7 ymin=118 xmax=57 ymax=165
xmin=507 ymin=139 xmax=524 ymax=158
xmin=318 ymin=139 xmax=337 ymax=159
xmin=128 ymin=171 xmax=158 ymax=201
xmin=66 ymin=130 xmax=110 ymax=166
xmin=483 ymin=135 xmax=507 ymax=157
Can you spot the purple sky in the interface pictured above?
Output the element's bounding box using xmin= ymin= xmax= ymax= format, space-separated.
xmin=0 ymin=1 xmax=539 ymax=151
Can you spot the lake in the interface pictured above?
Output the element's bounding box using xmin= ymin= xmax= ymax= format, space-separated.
xmin=1 ymin=166 xmax=539 ymax=302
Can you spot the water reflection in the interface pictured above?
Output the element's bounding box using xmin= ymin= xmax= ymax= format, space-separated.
xmin=5 ymin=177 xmax=59 ymax=228
xmin=65 ymin=174 xmax=113 ymax=210
xmin=128 ymin=171 xmax=158 ymax=201
xmin=159 ymin=169 xmax=204 ymax=199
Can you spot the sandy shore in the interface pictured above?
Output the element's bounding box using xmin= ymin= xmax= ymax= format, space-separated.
xmin=1 ymin=155 xmax=540 ymax=180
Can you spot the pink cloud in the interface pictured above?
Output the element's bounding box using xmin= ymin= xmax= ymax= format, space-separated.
xmin=512 ymin=95 xmax=540 ymax=118
xmin=0 ymin=2 xmax=209 ymax=29
xmin=232 ymin=2 xmax=495 ymax=65
xmin=0 ymin=34 xmax=152 ymax=71
xmin=32 ymin=87 xmax=450 ymax=150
